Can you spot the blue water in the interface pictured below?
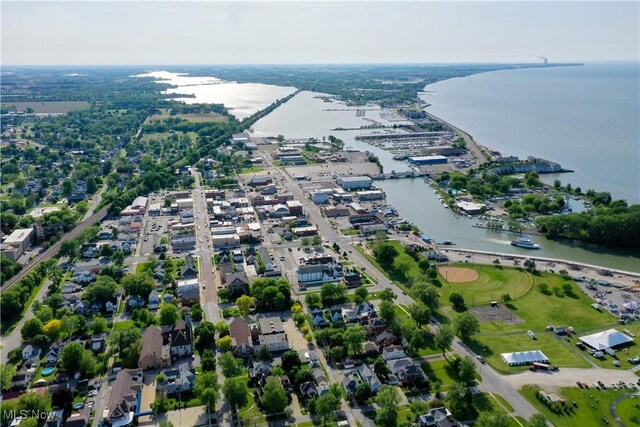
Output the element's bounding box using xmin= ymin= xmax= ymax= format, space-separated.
xmin=421 ymin=62 xmax=640 ymax=203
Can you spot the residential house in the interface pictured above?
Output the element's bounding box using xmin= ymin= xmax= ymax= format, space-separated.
xmin=363 ymin=342 xmax=379 ymax=355
xmin=249 ymin=360 xmax=272 ymax=383
xmin=343 ymin=302 xmax=376 ymax=323
xmin=161 ymin=319 xmax=193 ymax=358
xmin=45 ymin=346 xmax=61 ymax=367
xmin=343 ymin=272 xmax=362 ymax=288
xmin=311 ymin=309 xmax=329 ymax=327
xmin=65 ymin=408 xmax=90 ymax=427
xmin=382 ymin=345 xmax=407 ymax=361
xmin=376 ymin=331 xmax=398 ymax=348
xmin=225 ymin=272 xmax=249 ymax=297
xmin=103 ymin=369 xmax=143 ymax=427
xmin=157 ymin=363 xmax=196 ymax=395
xmin=91 ymin=334 xmax=107 ymax=354
xmin=386 ymin=358 xmax=427 ymax=386
xmin=299 ymin=381 xmax=319 ymax=401
xmin=180 ymin=255 xmax=198 ymax=279
xmin=229 ymin=317 xmax=254 ymax=356
xmin=257 ymin=317 xmax=289 ymax=352
xmin=328 ymin=308 xmax=343 ymax=324
xmin=418 ymin=407 xmax=457 ymax=427
xmin=342 ymin=374 xmax=359 ymax=396
xmin=138 ymin=326 xmax=171 ymax=370
xmin=366 ymin=319 xmax=386 ymax=336
xmin=22 ymin=345 xmax=41 ymax=361
xmin=177 ymin=278 xmax=199 ymax=304
xmin=148 ymin=290 xmax=160 ymax=310
xmin=357 ymin=364 xmax=382 ymax=393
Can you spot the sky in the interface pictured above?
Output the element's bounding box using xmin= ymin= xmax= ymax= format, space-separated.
xmin=2 ymin=1 xmax=638 ymax=65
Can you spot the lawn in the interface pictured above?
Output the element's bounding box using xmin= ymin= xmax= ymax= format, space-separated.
xmin=615 ymin=396 xmax=640 ymax=426
xmin=238 ymin=386 xmax=265 ymax=426
xmin=437 ymin=264 xmax=535 ymax=308
xmin=395 ymin=305 xmax=440 ymax=355
xmin=478 ymin=271 xmax=615 ymax=334
xmin=342 ymin=228 xmax=360 ymax=236
xmin=113 ymin=320 xmax=135 ymax=331
xmin=238 ymin=166 xmax=264 ymax=174
xmin=467 ymin=332 xmax=591 ymax=373
xmin=420 ymin=359 xmax=467 ymax=391
xmin=521 ymin=385 xmax=630 ymax=427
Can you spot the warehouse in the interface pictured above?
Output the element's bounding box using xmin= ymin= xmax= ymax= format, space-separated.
xmin=408 ymin=155 xmax=448 ymax=165
xmin=1 ymin=228 xmax=35 ymax=261
xmin=337 ymin=176 xmax=372 ymax=190
xmin=356 ymin=190 xmax=385 ymax=201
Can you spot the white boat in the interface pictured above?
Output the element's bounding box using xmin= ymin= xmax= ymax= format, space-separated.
xmin=511 ymin=238 xmax=540 ymax=249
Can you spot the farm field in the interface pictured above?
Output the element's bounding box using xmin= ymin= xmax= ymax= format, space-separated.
xmin=2 ymin=101 xmax=90 ymax=113
xmin=521 ymin=385 xmax=633 ymax=427
xmin=147 ymin=110 xmax=228 ymax=123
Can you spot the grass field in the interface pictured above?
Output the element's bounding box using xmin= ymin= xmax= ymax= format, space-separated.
xmin=394 ymin=305 xmax=440 ymax=355
xmin=147 ymin=110 xmax=228 ymax=124
xmin=521 ymin=385 xmax=631 ymax=427
xmin=467 ymin=332 xmax=591 ymax=373
xmin=614 ymin=396 xmax=640 ymax=426
xmin=575 ymin=323 xmax=640 ymax=370
xmin=420 ymin=358 xmax=481 ymax=391
xmin=2 ymin=101 xmax=90 ymax=113
xmin=113 ymin=320 xmax=135 ymax=331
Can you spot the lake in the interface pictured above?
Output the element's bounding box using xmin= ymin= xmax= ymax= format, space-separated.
xmin=137 ymin=71 xmax=297 ymax=120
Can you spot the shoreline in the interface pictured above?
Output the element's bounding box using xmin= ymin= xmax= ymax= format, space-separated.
xmin=438 ymin=247 xmax=640 ymax=279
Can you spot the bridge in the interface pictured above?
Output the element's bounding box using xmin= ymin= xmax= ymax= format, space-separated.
xmin=372 ymin=171 xmax=427 ymax=180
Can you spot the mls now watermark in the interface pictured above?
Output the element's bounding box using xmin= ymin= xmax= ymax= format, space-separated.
xmin=3 ymin=410 xmax=57 ymax=421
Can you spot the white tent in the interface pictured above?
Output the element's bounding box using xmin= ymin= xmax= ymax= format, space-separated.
xmin=579 ymin=329 xmax=634 ymax=350
xmin=501 ymin=350 xmax=549 ymax=366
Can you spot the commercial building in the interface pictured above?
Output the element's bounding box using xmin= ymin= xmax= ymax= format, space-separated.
xmin=337 ymin=176 xmax=373 ymax=190
xmin=408 ymin=155 xmax=448 ymax=165
xmin=1 ymin=227 xmax=35 ymax=260
xmin=455 ymin=201 xmax=485 ymax=215
xmin=356 ymin=190 xmax=385 ymax=201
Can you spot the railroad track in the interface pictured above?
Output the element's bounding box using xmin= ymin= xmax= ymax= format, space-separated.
xmin=1 ymin=206 xmax=110 ymax=291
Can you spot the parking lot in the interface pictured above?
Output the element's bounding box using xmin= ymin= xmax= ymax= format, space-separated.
xmin=139 ymin=214 xmax=176 ymax=256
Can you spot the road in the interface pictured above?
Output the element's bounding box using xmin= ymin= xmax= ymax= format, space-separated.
xmin=1 ymin=206 xmax=109 ymax=291
xmin=0 ymin=278 xmax=52 ymax=363
xmin=190 ymin=168 xmax=220 ymax=324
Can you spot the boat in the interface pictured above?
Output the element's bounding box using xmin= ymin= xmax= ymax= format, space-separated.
xmin=511 ymin=238 xmax=540 ymax=249
xmin=440 ymin=240 xmax=455 ymax=245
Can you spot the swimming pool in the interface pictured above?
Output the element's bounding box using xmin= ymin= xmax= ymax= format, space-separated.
xmin=41 ymin=367 xmax=55 ymax=376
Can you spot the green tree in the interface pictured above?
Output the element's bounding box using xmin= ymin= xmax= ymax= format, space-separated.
xmin=373 ymin=243 xmax=399 ymax=266
xmin=353 ymin=286 xmax=369 ymax=304
xmin=315 ymin=392 xmax=340 ymax=425
xmin=304 ymin=292 xmax=322 ymax=309
xmin=83 ymin=275 xmax=117 ymax=310
xmin=159 ymin=303 xmax=180 ymax=325
xmin=457 ymin=356 xmax=477 ymax=386
xmin=379 ymin=287 xmax=397 ymax=302
xmin=434 ymin=325 xmax=454 ymax=357
xmin=195 ymin=372 xmax=219 ymax=412
xmin=444 ymin=382 xmax=472 ymax=420
xmin=219 ymin=351 xmax=242 ymax=377
xmin=375 ymin=385 xmax=402 ymax=427
xmin=217 ymin=336 xmax=232 ymax=353
xmin=236 ymin=295 xmax=254 ymax=316
xmin=373 ymin=358 xmax=390 ymax=378
xmin=194 ymin=321 xmax=216 ymax=352
xmin=21 ymin=318 xmax=44 ymax=342
xmin=122 ymin=273 xmax=154 ymax=299
xmin=223 ymin=378 xmax=248 ymax=412
xmin=527 ymin=414 xmax=548 ymax=427
xmin=449 ymin=292 xmax=466 ymax=311
xmin=257 ymin=346 xmax=273 ymax=362
xmin=454 ymin=312 xmax=480 ymax=341
xmin=60 ymin=342 xmax=85 ymax=375
xmin=344 ymin=324 xmax=366 ymax=355
xmin=201 ymin=350 xmax=217 ymax=372
xmin=261 ymin=377 xmax=289 ymax=415
xmin=1 ymin=364 xmax=16 ymax=391
xmin=378 ymin=300 xmax=397 ymax=328
xmin=407 ymin=302 xmax=431 ymax=327
xmin=281 ymin=349 xmax=302 ymax=373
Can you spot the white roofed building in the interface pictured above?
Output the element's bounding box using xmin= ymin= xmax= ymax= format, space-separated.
xmin=501 ymin=350 xmax=549 ymax=366
xmin=579 ymin=329 xmax=633 ymax=351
